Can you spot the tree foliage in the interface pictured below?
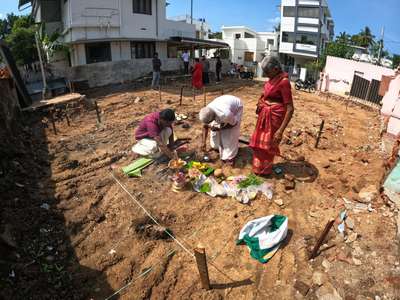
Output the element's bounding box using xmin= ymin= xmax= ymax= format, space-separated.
xmin=308 ymin=41 xmax=356 ymax=72
xmin=351 ymin=26 xmax=375 ymax=48
xmin=208 ymin=32 xmax=222 ymax=39
xmin=1 ymin=14 xmax=38 ymax=65
xmin=393 ymin=55 xmax=400 ymax=69
xmin=0 ymin=13 xmax=19 ymax=39
xmin=336 ymin=31 xmax=351 ymax=44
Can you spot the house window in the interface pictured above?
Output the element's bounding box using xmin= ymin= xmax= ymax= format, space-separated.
xmin=244 ymin=51 xmax=254 ymax=62
xmin=298 ymin=7 xmax=320 ymax=18
xmin=131 ymin=42 xmax=155 ymax=59
xmin=282 ymin=32 xmax=295 ymax=43
xmin=296 ymin=33 xmax=318 ymax=45
xmin=244 ymin=32 xmax=255 ymax=38
xmin=267 ymin=39 xmax=274 ymax=46
xmin=235 ymin=33 xmax=241 ymax=39
xmin=85 ymin=42 xmax=111 ymax=64
xmin=133 ymin=0 xmax=152 ymax=15
xmin=167 ymin=46 xmax=178 ymax=58
xmin=283 ymin=6 xmax=295 ymax=17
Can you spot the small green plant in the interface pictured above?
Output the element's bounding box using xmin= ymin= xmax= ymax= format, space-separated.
xmin=238 ymin=174 xmax=263 ymax=189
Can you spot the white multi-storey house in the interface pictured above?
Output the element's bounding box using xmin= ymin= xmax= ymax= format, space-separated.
xmin=19 ymin=0 xmax=227 ymax=67
xmin=221 ymin=26 xmax=279 ymax=66
xmin=170 ymin=15 xmax=211 ymax=40
xmin=279 ymin=0 xmax=334 ymax=69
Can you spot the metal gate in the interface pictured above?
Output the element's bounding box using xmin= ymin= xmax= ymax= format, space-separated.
xmin=366 ymin=79 xmax=383 ymax=104
xmin=349 ymin=75 xmax=383 ymax=105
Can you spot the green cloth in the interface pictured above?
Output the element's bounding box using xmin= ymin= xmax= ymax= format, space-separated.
xmin=236 ymin=215 xmax=288 ymax=263
xmin=122 ymin=158 xmax=154 ymax=177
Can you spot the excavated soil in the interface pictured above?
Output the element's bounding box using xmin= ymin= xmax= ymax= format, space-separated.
xmin=1 ymin=78 xmax=399 ymax=300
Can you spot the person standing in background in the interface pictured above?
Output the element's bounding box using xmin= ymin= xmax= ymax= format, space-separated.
xmin=202 ymin=56 xmax=210 ymax=85
xmin=192 ymin=58 xmax=204 ymax=90
xmin=182 ymin=50 xmax=190 ymax=74
xmin=152 ymin=52 xmax=162 ymax=89
xmin=216 ymin=57 xmax=222 ymax=82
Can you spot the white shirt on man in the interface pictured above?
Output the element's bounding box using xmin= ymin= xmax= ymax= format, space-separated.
xmin=207 ymin=95 xmax=243 ymax=126
xmin=207 ymin=95 xmax=243 ymax=160
xmin=181 ymin=52 xmax=190 ymax=62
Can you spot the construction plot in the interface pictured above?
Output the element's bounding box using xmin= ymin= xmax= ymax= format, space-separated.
xmin=1 ymin=79 xmax=399 ymax=300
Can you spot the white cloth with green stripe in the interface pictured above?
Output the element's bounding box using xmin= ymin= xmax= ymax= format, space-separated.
xmin=237 ymin=215 xmax=288 ymax=263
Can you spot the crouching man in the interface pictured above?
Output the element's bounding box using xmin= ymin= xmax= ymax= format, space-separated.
xmin=132 ymin=109 xmax=177 ymax=159
xmin=199 ymin=95 xmax=243 ymax=165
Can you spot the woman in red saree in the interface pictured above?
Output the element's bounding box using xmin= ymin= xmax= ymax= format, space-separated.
xmin=249 ymin=57 xmax=294 ymax=175
xmin=192 ymin=58 xmax=204 ymax=89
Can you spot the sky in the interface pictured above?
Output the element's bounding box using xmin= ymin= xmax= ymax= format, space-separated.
xmin=1 ymin=0 xmax=399 ymax=54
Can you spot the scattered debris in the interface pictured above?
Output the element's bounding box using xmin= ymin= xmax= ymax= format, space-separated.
xmin=345 ymin=217 xmax=355 ymax=230
xmin=284 ymin=180 xmax=296 ymax=190
xmin=352 ymin=177 xmax=367 ymax=193
xmin=134 ymin=96 xmax=143 ymax=103
xmin=274 ymin=198 xmax=284 ymax=207
xmin=322 ymin=259 xmax=331 ymax=271
xmin=294 ymin=280 xmax=310 ymax=296
xmin=358 ymin=185 xmax=378 ymax=203
xmin=315 ymin=282 xmax=343 ymax=300
xmin=134 ymin=220 xmax=173 ymax=240
xmin=40 ymin=203 xmax=50 ymax=210
xmin=312 ymin=271 xmax=327 ymax=287
xmin=345 ymin=233 xmax=358 ymax=244
xmin=352 ymin=257 xmax=362 ymax=266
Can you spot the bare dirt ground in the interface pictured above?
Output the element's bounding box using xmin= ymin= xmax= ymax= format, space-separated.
xmin=1 ymin=78 xmax=399 ymax=299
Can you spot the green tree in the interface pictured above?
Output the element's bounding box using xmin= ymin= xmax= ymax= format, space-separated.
xmin=393 ymin=54 xmax=400 ymax=68
xmin=336 ymin=31 xmax=351 ymax=44
xmin=0 ymin=13 xmax=19 ymax=39
xmin=273 ymin=23 xmax=281 ymax=33
xmin=312 ymin=41 xmax=355 ymax=71
xmin=5 ymin=15 xmax=37 ymax=65
xmin=351 ymin=26 xmax=375 ymax=48
xmin=208 ymin=32 xmax=222 ymax=39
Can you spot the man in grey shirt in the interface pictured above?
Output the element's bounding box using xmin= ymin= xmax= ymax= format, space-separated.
xmin=152 ymin=52 xmax=161 ymax=89
xmin=201 ymin=56 xmax=210 ymax=85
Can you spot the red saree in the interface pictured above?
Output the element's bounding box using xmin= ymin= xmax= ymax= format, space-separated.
xmin=249 ymin=72 xmax=292 ymax=175
xmin=192 ymin=63 xmax=204 ymax=89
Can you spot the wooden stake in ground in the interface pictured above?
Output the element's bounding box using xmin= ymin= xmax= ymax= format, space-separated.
xmin=203 ymin=87 xmax=207 ymax=106
xmin=65 ymin=104 xmax=70 ymax=126
xmin=65 ymin=113 xmax=70 ymax=126
xmin=221 ymin=88 xmax=224 ymax=95
xmin=159 ymin=86 xmax=162 ymax=102
xmin=49 ymin=108 xmax=57 ymax=135
xmin=309 ymin=219 xmax=335 ymax=260
xmin=193 ymin=88 xmax=196 ymax=102
xmin=94 ymin=100 xmax=101 ymax=124
xmin=179 ymin=86 xmax=184 ymax=106
xmin=314 ymin=120 xmax=325 ymax=148
xmin=194 ymin=247 xmax=211 ymax=290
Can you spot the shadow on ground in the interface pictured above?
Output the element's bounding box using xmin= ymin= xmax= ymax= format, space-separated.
xmin=0 ymin=81 xmax=113 ymax=299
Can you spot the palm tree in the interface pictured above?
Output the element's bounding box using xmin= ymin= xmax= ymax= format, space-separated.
xmin=355 ymin=26 xmax=375 ymax=48
xmin=336 ymin=31 xmax=351 ymax=44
